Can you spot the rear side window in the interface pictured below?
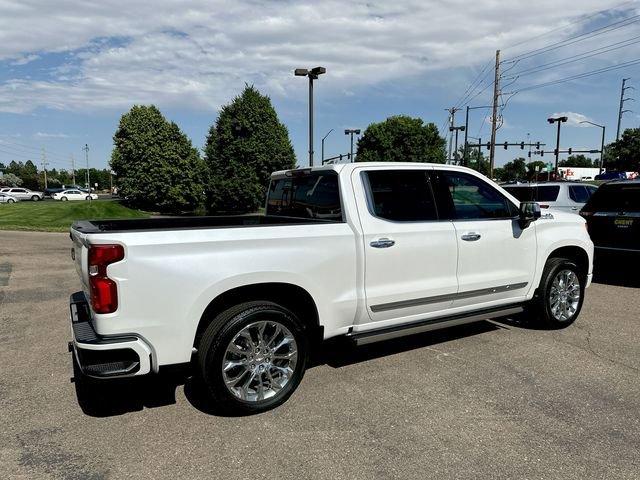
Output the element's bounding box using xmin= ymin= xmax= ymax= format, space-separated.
xmin=569 ymin=185 xmax=590 ymax=203
xmin=586 ymin=184 xmax=640 ymax=212
xmin=266 ymin=172 xmax=342 ymax=221
xmin=504 ymin=185 xmax=560 ymax=202
xmin=438 ymin=171 xmax=517 ymax=220
xmin=364 ymin=170 xmax=438 ymax=221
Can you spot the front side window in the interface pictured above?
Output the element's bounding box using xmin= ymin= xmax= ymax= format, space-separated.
xmin=437 ymin=171 xmax=517 ymax=220
xmin=266 ymin=172 xmax=342 ymax=221
xmin=364 ymin=170 xmax=437 ymax=221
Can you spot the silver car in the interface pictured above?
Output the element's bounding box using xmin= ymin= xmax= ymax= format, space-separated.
xmin=0 ymin=187 xmax=44 ymax=201
xmin=0 ymin=192 xmax=19 ymax=203
xmin=503 ymin=182 xmax=598 ymax=213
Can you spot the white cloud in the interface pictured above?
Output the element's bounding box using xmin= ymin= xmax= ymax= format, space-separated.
xmin=0 ymin=0 xmax=636 ymax=113
xmin=34 ymin=132 xmax=71 ymax=138
xmin=550 ymin=111 xmax=594 ymax=126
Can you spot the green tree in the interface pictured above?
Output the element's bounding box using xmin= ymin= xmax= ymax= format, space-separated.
xmin=604 ymin=128 xmax=640 ymax=171
xmin=559 ymin=154 xmax=593 ymax=168
xmin=21 ymin=160 xmax=39 ymax=190
xmin=356 ymin=115 xmax=446 ymax=163
xmin=526 ymin=160 xmax=547 ymax=179
xmin=204 ymin=85 xmax=296 ymax=213
xmin=110 ymin=105 xmax=205 ymax=212
xmin=498 ymin=158 xmax=527 ymax=181
xmin=0 ymin=173 xmax=23 ymax=187
xmin=458 ymin=145 xmax=489 ymax=175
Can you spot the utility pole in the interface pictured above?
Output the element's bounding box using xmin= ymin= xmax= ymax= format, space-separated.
xmin=345 ymin=129 xmax=361 ymax=162
xmin=445 ymin=107 xmax=461 ymax=163
xmin=70 ymin=154 xmax=76 ymax=185
xmin=548 ymin=116 xmax=568 ymax=175
xmin=489 ymin=49 xmax=501 ymax=178
xmin=40 ymin=148 xmax=49 ymax=189
xmin=83 ymin=144 xmax=90 ymax=191
xmin=616 ymin=78 xmax=634 ymax=141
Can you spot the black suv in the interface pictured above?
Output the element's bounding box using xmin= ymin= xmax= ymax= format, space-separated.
xmin=580 ymin=180 xmax=640 ymax=253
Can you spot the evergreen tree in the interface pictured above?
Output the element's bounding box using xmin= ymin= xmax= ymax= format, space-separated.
xmin=204 ymin=85 xmax=296 ymax=213
xmin=110 ymin=105 xmax=205 ymax=212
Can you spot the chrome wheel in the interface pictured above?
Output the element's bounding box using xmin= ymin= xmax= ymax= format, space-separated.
xmin=549 ymin=269 xmax=581 ymax=322
xmin=222 ymin=321 xmax=298 ymax=403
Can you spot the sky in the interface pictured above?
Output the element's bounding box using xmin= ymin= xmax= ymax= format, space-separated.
xmin=0 ymin=0 xmax=639 ymax=174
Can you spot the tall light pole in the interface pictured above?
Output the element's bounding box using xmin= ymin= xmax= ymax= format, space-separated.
xmin=321 ymin=129 xmax=333 ymax=162
xmin=345 ymin=129 xmax=361 ymax=162
xmin=547 ymin=116 xmax=568 ymax=175
xmin=295 ymin=66 xmax=326 ymax=167
xmin=580 ymin=120 xmax=606 ymax=174
xmin=449 ymin=126 xmax=466 ymax=164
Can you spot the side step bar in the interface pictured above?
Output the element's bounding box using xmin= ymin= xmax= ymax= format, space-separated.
xmin=347 ymin=305 xmax=524 ymax=346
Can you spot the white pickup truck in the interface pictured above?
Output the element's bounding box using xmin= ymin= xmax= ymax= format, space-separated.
xmin=69 ymin=162 xmax=593 ymax=413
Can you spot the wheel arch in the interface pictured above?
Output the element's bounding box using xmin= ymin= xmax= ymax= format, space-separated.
xmin=546 ymin=245 xmax=590 ymax=281
xmin=193 ymin=282 xmax=321 ymax=350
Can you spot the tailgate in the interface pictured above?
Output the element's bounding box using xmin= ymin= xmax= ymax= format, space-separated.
xmin=70 ymin=227 xmax=90 ymax=294
xmin=590 ymin=211 xmax=640 ymax=250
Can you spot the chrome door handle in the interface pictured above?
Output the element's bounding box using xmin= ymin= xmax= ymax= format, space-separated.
xmin=571 ymin=207 xmax=578 ymax=211
xmin=370 ymin=238 xmax=395 ymax=248
xmin=461 ymin=233 xmax=481 ymax=241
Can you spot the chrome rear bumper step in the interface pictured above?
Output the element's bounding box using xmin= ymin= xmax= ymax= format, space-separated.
xmin=347 ymin=305 xmax=524 ymax=346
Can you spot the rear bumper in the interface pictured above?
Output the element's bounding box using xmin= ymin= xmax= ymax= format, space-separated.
xmin=69 ymin=291 xmax=154 ymax=379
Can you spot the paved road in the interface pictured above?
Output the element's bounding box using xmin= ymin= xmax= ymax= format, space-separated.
xmin=1 ymin=231 xmax=638 ymax=480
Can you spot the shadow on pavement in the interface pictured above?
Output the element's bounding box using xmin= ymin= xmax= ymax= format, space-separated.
xmin=72 ymin=320 xmax=505 ymax=417
xmin=592 ymin=252 xmax=640 ymax=288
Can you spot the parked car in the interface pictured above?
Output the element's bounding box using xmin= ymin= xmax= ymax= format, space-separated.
xmin=52 ymin=189 xmax=98 ymax=201
xmin=580 ymin=180 xmax=640 ymax=253
xmin=0 ymin=192 xmax=19 ymax=203
xmin=594 ymin=171 xmax=626 ymax=181
xmin=69 ymin=162 xmax=593 ymax=414
xmin=0 ymin=187 xmax=44 ymax=201
xmin=503 ymin=182 xmax=598 ymax=213
xmin=45 ymin=185 xmax=90 ymax=197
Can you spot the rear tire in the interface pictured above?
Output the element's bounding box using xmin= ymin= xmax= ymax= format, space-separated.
xmin=31 ymin=195 xmax=40 ymax=201
xmin=7 ymin=198 xmax=14 ymax=203
xmin=529 ymin=257 xmax=585 ymax=329
xmin=85 ymin=196 xmax=91 ymax=200
xmin=198 ymin=301 xmax=308 ymax=415
xmin=61 ymin=196 xmax=68 ymax=201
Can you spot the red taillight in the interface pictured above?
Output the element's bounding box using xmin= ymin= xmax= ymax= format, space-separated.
xmin=539 ymin=204 xmax=549 ymax=209
xmin=579 ymin=210 xmax=593 ymax=217
xmin=88 ymin=244 xmax=124 ymax=314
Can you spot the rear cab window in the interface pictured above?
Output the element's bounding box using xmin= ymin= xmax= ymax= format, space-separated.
xmin=503 ymin=185 xmax=560 ymax=202
xmin=266 ymin=171 xmax=343 ymax=221
xmin=585 ymin=183 xmax=640 ymax=212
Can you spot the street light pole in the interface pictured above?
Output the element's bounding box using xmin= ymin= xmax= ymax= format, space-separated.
xmin=295 ymin=66 xmax=326 ymax=167
xmin=580 ymin=120 xmax=606 ymax=174
xmin=463 ymin=105 xmax=491 ymax=166
xmin=449 ymin=126 xmax=466 ymax=164
xmin=345 ymin=129 xmax=361 ymax=162
xmin=321 ymin=129 xmax=333 ymax=162
xmin=547 ymin=116 xmax=567 ymax=175
xmin=83 ymin=144 xmax=90 ymax=191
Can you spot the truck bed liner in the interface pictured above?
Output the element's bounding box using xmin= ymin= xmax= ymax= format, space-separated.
xmin=71 ymin=215 xmax=336 ymax=234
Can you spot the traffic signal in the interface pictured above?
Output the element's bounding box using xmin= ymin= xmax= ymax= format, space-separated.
xmin=568 ymin=148 xmax=572 ymax=155
xmin=486 ymin=142 xmax=491 ymax=150
xmin=528 ymin=151 xmax=531 ymax=158
xmin=554 ymin=149 xmax=558 ymax=156
xmin=503 ymin=142 xmax=508 ymax=150
xmin=520 ymin=142 xmax=525 ymax=149
xmin=540 ymin=150 xmax=544 ymax=157
xmin=535 ymin=142 xmax=540 ymax=149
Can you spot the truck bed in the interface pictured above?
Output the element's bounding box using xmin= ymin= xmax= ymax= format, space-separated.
xmin=72 ymin=214 xmax=336 ymax=234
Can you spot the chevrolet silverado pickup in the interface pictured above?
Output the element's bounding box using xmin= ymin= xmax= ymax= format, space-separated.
xmin=69 ymin=162 xmax=593 ymax=413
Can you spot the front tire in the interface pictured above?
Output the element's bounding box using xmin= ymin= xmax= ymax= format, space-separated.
xmin=61 ymin=196 xmax=68 ymax=201
xmin=31 ymin=195 xmax=40 ymax=201
xmin=198 ymin=301 xmax=308 ymax=415
xmin=7 ymin=198 xmax=14 ymax=203
xmin=530 ymin=258 xmax=585 ymax=328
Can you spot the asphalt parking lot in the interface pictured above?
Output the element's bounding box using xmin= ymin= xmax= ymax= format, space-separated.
xmin=1 ymin=231 xmax=639 ymax=480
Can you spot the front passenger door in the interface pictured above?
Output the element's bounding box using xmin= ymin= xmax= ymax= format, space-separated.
xmin=430 ymin=169 xmax=537 ymax=309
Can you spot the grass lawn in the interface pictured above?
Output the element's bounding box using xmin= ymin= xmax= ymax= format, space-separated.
xmin=0 ymin=200 xmax=148 ymax=232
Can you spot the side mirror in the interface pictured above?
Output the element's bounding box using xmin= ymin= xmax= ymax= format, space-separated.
xmin=519 ymin=201 xmax=541 ymax=229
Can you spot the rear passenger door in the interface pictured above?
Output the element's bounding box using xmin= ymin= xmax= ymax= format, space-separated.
xmin=430 ymin=169 xmax=537 ymax=309
xmin=353 ymin=167 xmax=459 ymax=326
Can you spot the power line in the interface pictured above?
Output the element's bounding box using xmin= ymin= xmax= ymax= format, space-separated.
xmin=454 ymin=61 xmax=493 ymax=109
xmin=511 ymin=57 xmax=640 ymax=93
xmin=0 ymin=139 xmax=72 ymax=162
xmin=509 ymin=35 xmax=640 ymax=78
xmin=506 ymin=14 xmax=640 ymax=62
xmin=503 ymin=0 xmax=637 ymax=50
